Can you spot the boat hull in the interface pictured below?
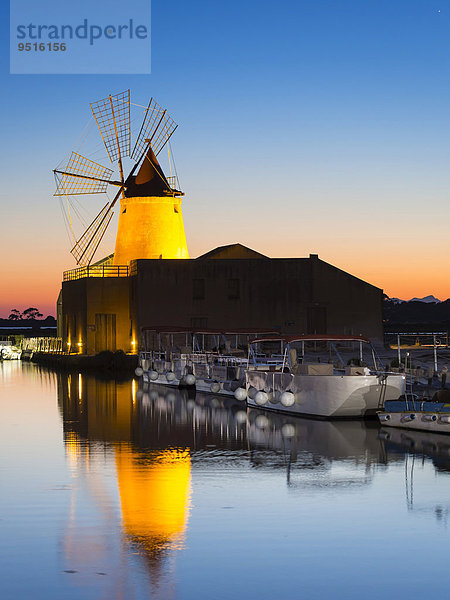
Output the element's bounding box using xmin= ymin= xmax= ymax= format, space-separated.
xmin=194 ymin=379 xmax=237 ymax=396
xmin=142 ymin=372 xmax=181 ymax=387
xmin=378 ymin=399 xmax=450 ymax=433
xmin=140 ymin=355 xmax=246 ymax=396
xmin=378 ymin=412 xmax=450 ymax=433
xmin=246 ymin=371 xmax=405 ymax=418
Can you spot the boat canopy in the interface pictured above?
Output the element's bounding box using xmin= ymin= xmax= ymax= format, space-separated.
xmin=142 ymin=326 xmax=193 ymax=333
xmin=250 ymin=334 xmax=371 ymax=345
xmin=141 ymin=326 xmax=280 ymax=336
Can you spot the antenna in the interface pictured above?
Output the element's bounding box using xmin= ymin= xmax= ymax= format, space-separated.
xmin=54 ymin=90 xmax=180 ymax=266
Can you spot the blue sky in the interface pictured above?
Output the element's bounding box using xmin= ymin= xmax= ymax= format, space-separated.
xmin=1 ymin=0 xmax=450 ymax=314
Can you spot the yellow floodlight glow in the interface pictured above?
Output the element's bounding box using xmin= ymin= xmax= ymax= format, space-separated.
xmin=113 ymin=197 xmax=189 ymax=265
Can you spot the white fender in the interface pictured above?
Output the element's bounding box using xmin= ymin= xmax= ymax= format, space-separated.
xmin=185 ymin=374 xmax=196 ymax=386
xmin=422 ymin=414 xmax=437 ymax=422
xmin=280 ymin=391 xmax=295 ymax=407
xmin=234 ymin=387 xmax=247 ymax=401
xmin=254 ymin=391 xmax=269 ymax=406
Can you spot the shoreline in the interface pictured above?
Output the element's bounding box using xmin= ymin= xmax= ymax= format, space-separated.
xmin=26 ymin=350 xmax=138 ymax=376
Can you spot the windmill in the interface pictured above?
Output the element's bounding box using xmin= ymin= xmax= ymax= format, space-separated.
xmin=54 ymin=90 xmax=189 ymax=266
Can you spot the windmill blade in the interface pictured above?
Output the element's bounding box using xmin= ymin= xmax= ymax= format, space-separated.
xmin=54 ymin=152 xmax=114 ymax=196
xmin=131 ymin=98 xmax=178 ymax=161
xmin=70 ymin=203 xmax=114 ymax=265
xmin=91 ymin=90 xmax=131 ymax=163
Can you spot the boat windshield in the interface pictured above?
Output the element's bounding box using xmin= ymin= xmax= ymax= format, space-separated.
xmin=249 ymin=336 xmax=379 ymax=372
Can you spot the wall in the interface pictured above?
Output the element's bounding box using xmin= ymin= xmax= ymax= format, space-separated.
xmin=61 ymin=255 xmax=383 ymax=353
xmin=132 ymin=256 xmax=383 ymax=341
xmin=62 ymin=277 xmax=132 ymax=354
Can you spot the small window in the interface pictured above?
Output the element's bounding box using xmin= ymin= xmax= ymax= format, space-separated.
xmin=190 ymin=317 xmax=208 ymax=328
xmin=193 ymin=278 xmax=205 ymax=300
xmin=228 ymin=278 xmax=240 ymax=300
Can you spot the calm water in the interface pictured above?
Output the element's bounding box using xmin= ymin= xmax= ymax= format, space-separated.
xmin=2 ymin=362 xmax=450 ymax=599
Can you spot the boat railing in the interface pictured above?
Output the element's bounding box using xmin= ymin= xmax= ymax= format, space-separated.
xmin=186 ymin=352 xmax=210 ymax=364
xmin=247 ymin=370 xmax=294 ymax=395
xmin=182 ymin=351 xmax=247 ymax=367
xmin=213 ymin=355 xmax=247 ymax=366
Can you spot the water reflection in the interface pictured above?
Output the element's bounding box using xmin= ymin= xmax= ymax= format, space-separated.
xmin=379 ymin=426 xmax=450 ymax=473
xmin=51 ymin=371 xmax=450 ymax=598
xmin=58 ymin=375 xmax=193 ymax=598
xmin=137 ymin=386 xmax=248 ymax=451
xmin=379 ymin=426 xmax=450 ymax=525
xmin=247 ymin=409 xmax=388 ymax=489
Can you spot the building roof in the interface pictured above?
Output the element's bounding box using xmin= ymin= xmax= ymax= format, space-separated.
xmin=196 ymin=243 xmax=268 ymax=260
xmin=124 ymin=146 xmax=177 ymax=197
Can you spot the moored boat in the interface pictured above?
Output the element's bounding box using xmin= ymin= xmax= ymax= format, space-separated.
xmin=246 ymin=335 xmax=405 ymax=418
xmin=138 ymin=327 xmax=193 ymax=387
xmin=378 ymin=392 xmax=450 ymax=433
xmin=137 ymin=327 xmax=279 ymax=395
xmin=0 ymin=341 xmax=21 ymax=360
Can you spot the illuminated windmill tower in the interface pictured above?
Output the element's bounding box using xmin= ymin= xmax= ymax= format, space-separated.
xmin=54 ymin=90 xmax=189 ymax=266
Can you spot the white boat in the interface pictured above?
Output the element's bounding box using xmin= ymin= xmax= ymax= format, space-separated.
xmin=245 ymin=334 xmax=405 ymax=418
xmin=378 ymin=393 xmax=450 ymax=433
xmin=0 ymin=341 xmax=21 ymax=360
xmin=137 ymin=327 xmax=279 ymax=395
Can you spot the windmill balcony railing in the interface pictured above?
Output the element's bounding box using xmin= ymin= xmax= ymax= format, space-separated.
xmin=63 ymin=265 xmax=129 ymax=281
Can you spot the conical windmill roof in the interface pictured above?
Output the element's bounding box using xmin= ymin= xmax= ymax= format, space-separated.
xmin=124 ymin=146 xmax=172 ymax=198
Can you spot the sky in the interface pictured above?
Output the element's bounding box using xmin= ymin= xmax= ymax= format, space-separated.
xmin=1 ymin=0 xmax=450 ymax=316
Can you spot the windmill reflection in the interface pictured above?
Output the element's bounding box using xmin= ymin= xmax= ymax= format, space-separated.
xmin=58 ymin=375 xmax=250 ymax=593
xmin=116 ymin=446 xmax=191 ymax=567
xmin=58 ymin=375 xmax=194 ymax=596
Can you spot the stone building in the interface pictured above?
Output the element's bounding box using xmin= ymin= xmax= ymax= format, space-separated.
xmin=60 ymin=243 xmax=383 ymax=354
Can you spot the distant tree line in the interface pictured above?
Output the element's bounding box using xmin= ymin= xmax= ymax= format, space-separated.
xmin=8 ymin=307 xmax=44 ymax=320
xmin=383 ymin=297 xmax=450 ymax=332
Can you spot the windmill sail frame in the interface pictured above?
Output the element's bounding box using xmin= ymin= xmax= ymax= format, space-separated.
xmin=54 ymin=152 xmax=114 ymax=196
xmin=70 ymin=201 xmax=116 ymax=266
xmin=131 ymin=98 xmax=178 ymax=160
xmin=90 ymin=90 xmax=131 ymax=163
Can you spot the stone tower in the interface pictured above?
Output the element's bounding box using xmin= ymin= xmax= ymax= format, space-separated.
xmin=113 ymin=146 xmax=189 ymax=265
